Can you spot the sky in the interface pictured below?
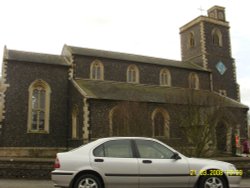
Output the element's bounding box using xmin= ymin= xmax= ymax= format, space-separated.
xmin=0 ymin=0 xmax=250 ymax=109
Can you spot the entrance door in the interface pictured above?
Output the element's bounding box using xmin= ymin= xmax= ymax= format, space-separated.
xmin=216 ymin=122 xmax=227 ymax=151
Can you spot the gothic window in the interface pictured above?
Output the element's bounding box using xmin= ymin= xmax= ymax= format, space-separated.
xmin=154 ymin=113 xmax=164 ymax=136
xmin=160 ymin=68 xmax=171 ymax=86
xmin=28 ymin=80 xmax=51 ymax=133
xmin=212 ymin=28 xmax=223 ymax=47
xmin=188 ymin=32 xmax=195 ymax=48
xmin=189 ymin=72 xmax=199 ymax=89
xmin=151 ymin=108 xmax=170 ymax=138
xmin=109 ymin=106 xmax=125 ymax=136
xmin=109 ymin=102 xmax=145 ymax=137
xmin=90 ymin=60 xmax=104 ymax=80
xmin=72 ymin=105 xmax=79 ymax=139
xmin=127 ymin=65 xmax=139 ymax=83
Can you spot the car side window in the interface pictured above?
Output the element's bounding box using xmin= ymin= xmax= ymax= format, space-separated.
xmin=135 ymin=140 xmax=174 ymax=159
xmin=93 ymin=140 xmax=133 ymax=158
xmin=93 ymin=144 xmax=105 ymax=157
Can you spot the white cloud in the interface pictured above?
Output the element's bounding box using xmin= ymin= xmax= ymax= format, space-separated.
xmin=0 ymin=0 xmax=250 ymax=108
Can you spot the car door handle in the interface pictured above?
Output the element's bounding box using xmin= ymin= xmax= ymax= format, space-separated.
xmin=94 ymin=159 xmax=104 ymax=162
xmin=142 ymin=160 xmax=152 ymax=164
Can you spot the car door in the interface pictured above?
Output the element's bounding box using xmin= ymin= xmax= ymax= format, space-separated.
xmin=135 ymin=139 xmax=190 ymax=188
xmin=90 ymin=139 xmax=139 ymax=188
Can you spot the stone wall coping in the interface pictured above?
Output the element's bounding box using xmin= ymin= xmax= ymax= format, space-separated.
xmin=212 ymin=157 xmax=250 ymax=162
xmin=0 ymin=157 xmax=54 ymax=163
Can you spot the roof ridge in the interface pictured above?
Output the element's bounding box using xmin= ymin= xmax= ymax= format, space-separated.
xmin=64 ymin=45 xmax=209 ymax=72
xmin=5 ymin=48 xmax=69 ymax=66
xmin=75 ymin=79 xmax=215 ymax=96
xmin=65 ymin=44 xmax=181 ymax=63
xmin=75 ymin=79 xmax=248 ymax=109
xmin=6 ymin=48 xmax=61 ymax=57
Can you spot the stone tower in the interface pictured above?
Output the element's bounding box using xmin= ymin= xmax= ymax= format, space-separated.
xmin=180 ymin=6 xmax=240 ymax=101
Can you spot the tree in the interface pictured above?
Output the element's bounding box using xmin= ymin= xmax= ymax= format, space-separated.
xmin=178 ymin=106 xmax=217 ymax=157
xmin=175 ymin=91 xmax=229 ymax=157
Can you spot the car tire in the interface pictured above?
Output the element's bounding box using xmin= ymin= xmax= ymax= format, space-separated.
xmin=199 ymin=175 xmax=227 ymax=188
xmin=73 ymin=174 xmax=102 ymax=188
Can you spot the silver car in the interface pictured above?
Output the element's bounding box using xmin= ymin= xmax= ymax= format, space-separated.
xmin=51 ymin=137 xmax=241 ymax=188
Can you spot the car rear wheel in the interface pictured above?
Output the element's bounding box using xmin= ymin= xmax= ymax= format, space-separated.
xmin=199 ymin=175 xmax=227 ymax=188
xmin=74 ymin=174 xmax=102 ymax=188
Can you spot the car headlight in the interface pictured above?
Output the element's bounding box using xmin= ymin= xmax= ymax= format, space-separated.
xmin=227 ymin=164 xmax=236 ymax=170
xmin=226 ymin=164 xmax=243 ymax=176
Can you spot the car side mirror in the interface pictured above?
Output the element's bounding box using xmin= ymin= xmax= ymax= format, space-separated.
xmin=171 ymin=152 xmax=181 ymax=160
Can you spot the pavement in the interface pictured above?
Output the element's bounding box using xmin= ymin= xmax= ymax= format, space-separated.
xmin=0 ymin=179 xmax=53 ymax=188
xmin=0 ymin=178 xmax=249 ymax=188
xmin=241 ymin=178 xmax=250 ymax=188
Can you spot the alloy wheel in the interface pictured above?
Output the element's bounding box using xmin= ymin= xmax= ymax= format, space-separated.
xmin=78 ymin=177 xmax=98 ymax=188
xmin=204 ymin=177 xmax=224 ymax=188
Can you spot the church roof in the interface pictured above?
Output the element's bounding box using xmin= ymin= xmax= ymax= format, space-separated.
xmin=4 ymin=48 xmax=69 ymax=66
xmin=74 ymin=79 xmax=248 ymax=109
xmin=64 ymin=45 xmax=208 ymax=72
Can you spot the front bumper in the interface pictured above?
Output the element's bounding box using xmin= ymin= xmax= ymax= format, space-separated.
xmin=228 ymin=175 xmax=241 ymax=188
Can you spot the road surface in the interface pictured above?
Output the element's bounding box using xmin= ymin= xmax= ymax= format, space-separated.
xmin=0 ymin=178 xmax=250 ymax=188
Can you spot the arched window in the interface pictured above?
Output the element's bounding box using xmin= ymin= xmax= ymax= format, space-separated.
xmin=160 ymin=68 xmax=171 ymax=86
xmin=27 ymin=80 xmax=51 ymax=133
xmin=151 ymin=108 xmax=170 ymax=138
xmin=212 ymin=28 xmax=223 ymax=47
xmin=109 ymin=106 xmax=118 ymax=136
xmin=189 ymin=32 xmax=195 ymax=48
xmin=127 ymin=65 xmax=139 ymax=83
xmin=90 ymin=60 xmax=104 ymax=80
xmin=109 ymin=106 xmax=127 ymax=136
xmin=154 ymin=113 xmax=165 ymax=136
xmin=189 ymin=72 xmax=199 ymax=89
xmin=109 ymin=102 xmax=146 ymax=137
xmin=72 ymin=105 xmax=79 ymax=139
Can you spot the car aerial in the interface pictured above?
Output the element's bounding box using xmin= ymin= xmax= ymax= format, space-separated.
xmin=51 ymin=137 xmax=241 ymax=188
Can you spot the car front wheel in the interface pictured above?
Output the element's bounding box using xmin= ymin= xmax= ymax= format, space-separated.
xmin=199 ymin=175 xmax=227 ymax=188
xmin=74 ymin=174 xmax=102 ymax=188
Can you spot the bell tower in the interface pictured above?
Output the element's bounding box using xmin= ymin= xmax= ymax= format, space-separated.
xmin=180 ymin=6 xmax=240 ymax=101
xmin=207 ymin=6 xmax=226 ymax=21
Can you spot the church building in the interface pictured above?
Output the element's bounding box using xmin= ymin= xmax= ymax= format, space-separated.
xmin=0 ymin=6 xmax=248 ymax=156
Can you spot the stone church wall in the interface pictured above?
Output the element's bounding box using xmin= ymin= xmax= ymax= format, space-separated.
xmin=1 ymin=61 xmax=69 ymax=147
xmin=180 ymin=23 xmax=203 ymax=63
xmin=203 ymin=23 xmax=231 ymax=57
xmin=86 ymin=98 xmax=248 ymax=154
xmin=73 ymin=55 xmax=211 ymax=90
xmin=68 ymin=82 xmax=84 ymax=148
xmin=88 ymin=99 xmax=183 ymax=143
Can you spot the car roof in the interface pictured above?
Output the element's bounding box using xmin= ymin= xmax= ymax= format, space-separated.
xmin=95 ymin=137 xmax=156 ymax=142
xmin=83 ymin=137 xmax=158 ymax=149
xmin=72 ymin=137 xmax=156 ymax=153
